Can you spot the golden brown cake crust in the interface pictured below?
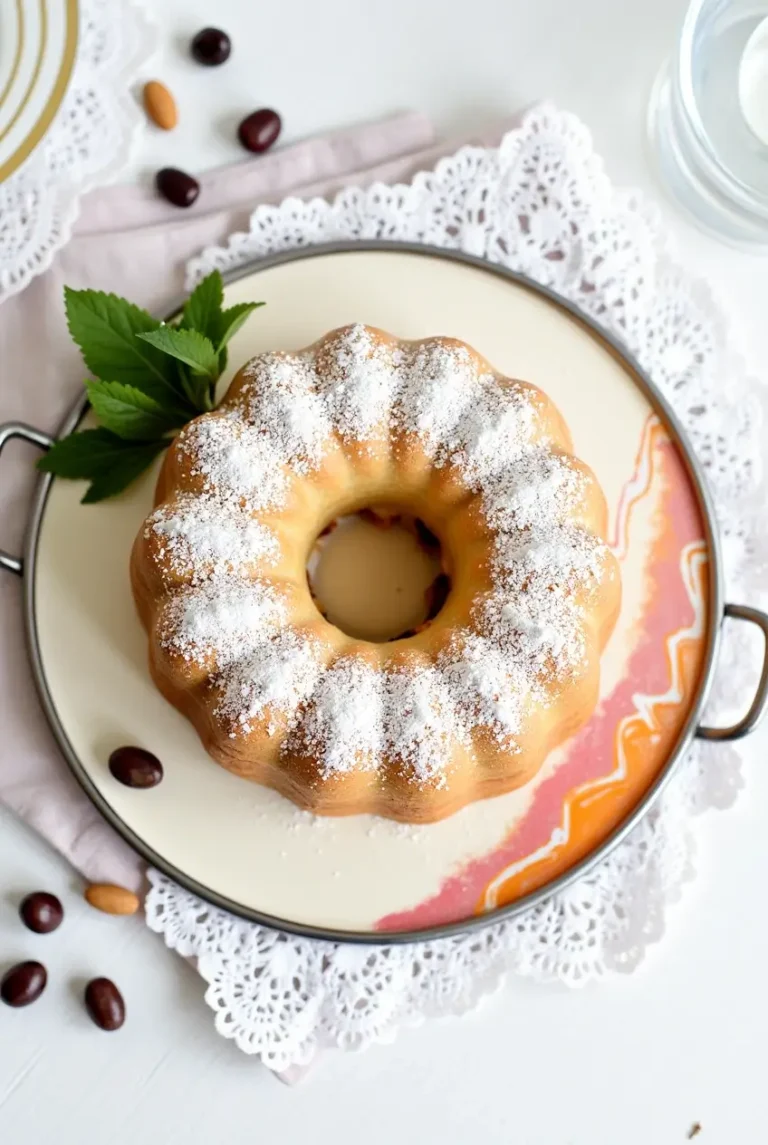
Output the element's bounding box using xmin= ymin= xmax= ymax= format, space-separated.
xmin=131 ymin=325 xmax=621 ymax=822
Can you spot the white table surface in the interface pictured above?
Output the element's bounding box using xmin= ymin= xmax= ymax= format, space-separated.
xmin=3 ymin=0 xmax=768 ymax=1141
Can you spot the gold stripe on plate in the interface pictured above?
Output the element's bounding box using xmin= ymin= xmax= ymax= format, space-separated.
xmin=0 ymin=0 xmax=46 ymax=147
xmin=0 ymin=0 xmax=79 ymax=184
xmin=0 ymin=0 xmax=26 ymax=120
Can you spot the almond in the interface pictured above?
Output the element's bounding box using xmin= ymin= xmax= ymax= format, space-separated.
xmin=143 ymin=80 xmax=178 ymax=131
xmin=84 ymin=883 xmax=140 ymax=916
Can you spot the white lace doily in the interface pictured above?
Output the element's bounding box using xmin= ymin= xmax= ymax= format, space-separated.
xmin=145 ymin=105 xmax=768 ymax=1072
xmin=0 ymin=0 xmax=153 ymax=301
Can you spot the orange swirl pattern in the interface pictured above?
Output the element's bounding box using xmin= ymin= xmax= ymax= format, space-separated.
xmin=481 ymin=540 xmax=707 ymax=910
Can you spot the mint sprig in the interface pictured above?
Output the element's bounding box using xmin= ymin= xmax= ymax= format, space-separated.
xmin=36 ymin=429 xmax=170 ymax=504
xmin=215 ymin=302 xmax=264 ymax=350
xmin=63 ymin=288 xmax=180 ymax=404
xmin=85 ymin=381 xmax=186 ymax=440
xmin=137 ymin=327 xmax=220 ymax=379
xmin=39 ymin=271 xmax=264 ymax=503
xmin=180 ymin=269 xmax=224 ymax=340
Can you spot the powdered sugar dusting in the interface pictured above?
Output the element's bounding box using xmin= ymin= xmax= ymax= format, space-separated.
xmin=240 ymin=353 xmax=331 ymax=473
xmin=478 ymin=523 xmax=608 ymax=678
xmin=180 ymin=412 xmax=289 ymax=510
xmin=313 ymin=324 xmax=397 ymax=440
xmin=144 ymin=325 xmax=615 ymax=792
xmin=440 ymin=381 xmax=538 ymax=485
xmin=290 ymin=657 xmax=383 ymax=774
xmin=440 ymin=633 xmax=528 ymax=746
xmin=384 ymin=665 xmax=467 ymax=785
xmin=159 ymin=578 xmax=285 ymax=666
xmin=480 ymin=589 xmax=585 ymax=678
xmin=481 ymin=447 xmax=586 ymax=531
xmin=148 ymin=495 xmax=279 ymax=582
xmin=493 ymin=524 xmax=605 ymax=583
xmin=215 ymin=631 xmax=325 ymax=737
xmin=394 ymin=341 xmax=479 ymax=457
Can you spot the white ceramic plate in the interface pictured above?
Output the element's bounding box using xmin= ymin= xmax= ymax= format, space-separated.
xmin=0 ymin=0 xmax=77 ymax=183
xmin=30 ymin=246 xmax=719 ymax=940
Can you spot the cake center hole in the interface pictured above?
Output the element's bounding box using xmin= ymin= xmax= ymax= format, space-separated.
xmin=307 ymin=507 xmax=449 ymax=642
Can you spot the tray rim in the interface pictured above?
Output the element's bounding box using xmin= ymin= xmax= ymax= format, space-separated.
xmin=20 ymin=240 xmax=725 ymax=943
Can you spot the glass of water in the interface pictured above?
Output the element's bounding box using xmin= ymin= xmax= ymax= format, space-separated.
xmin=650 ymin=0 xmax=768 ymax=246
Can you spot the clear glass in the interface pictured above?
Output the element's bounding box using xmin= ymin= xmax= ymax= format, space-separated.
xmin=649 ymin=0 xmax=768 ymax=247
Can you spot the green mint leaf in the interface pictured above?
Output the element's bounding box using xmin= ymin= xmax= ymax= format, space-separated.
xmin=81 ymin=439 xmax=169 ymax=503
xmin=181 ymin=270 xmax=224 ymax=340
xmin=37 ymin=428 xmax=129 ymax=479
xmin=137 ymin=326 xmax=219 ymax=381
xmin=85 ymin=380 xmax=186 ymax=441
xmin=37 ymin=428 xmax=169 ymax=502
xmin=174 ymin=362 xmax=214 ymax=413
xmin=214 ymin=301 xmax=265 ymax=350
xmin=64 ymin=288 xmax=183 ymax=405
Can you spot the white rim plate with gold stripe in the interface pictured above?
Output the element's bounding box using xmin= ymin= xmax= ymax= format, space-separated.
xmin=0 ymin=0 xmax=78 ymax=184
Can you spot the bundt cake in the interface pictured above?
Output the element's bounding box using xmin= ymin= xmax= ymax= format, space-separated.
xmin=130 ymin=324 xmax=621 ymax=823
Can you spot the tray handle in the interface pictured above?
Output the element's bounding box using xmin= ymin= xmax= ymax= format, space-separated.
xmin=0 ymin=421 xmax=54 ymax=576
xmin=697 ymin=603 xmax=768 ymax=742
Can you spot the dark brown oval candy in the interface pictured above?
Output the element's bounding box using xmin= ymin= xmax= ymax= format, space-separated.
xmin=238 ymin=108 xmax=281 ymax=154
xmin=191 ymin=27 xmax=231 ymax=66
xmin=1 ymin=961 xmax=47 ymax=1007
xmin=84 ymin=977 xmax=125 ymax=1031
xmin=109 ymin=745 xmax=163 ymax=788
xmin=156 ymin=167 xmax=200 ymax=208
xmin=19 ymin=891 xmax=64 ymax=934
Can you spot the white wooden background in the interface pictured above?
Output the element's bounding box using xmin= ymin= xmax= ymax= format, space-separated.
xmin=3 ymin=0 xmax=768 ymax=1141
